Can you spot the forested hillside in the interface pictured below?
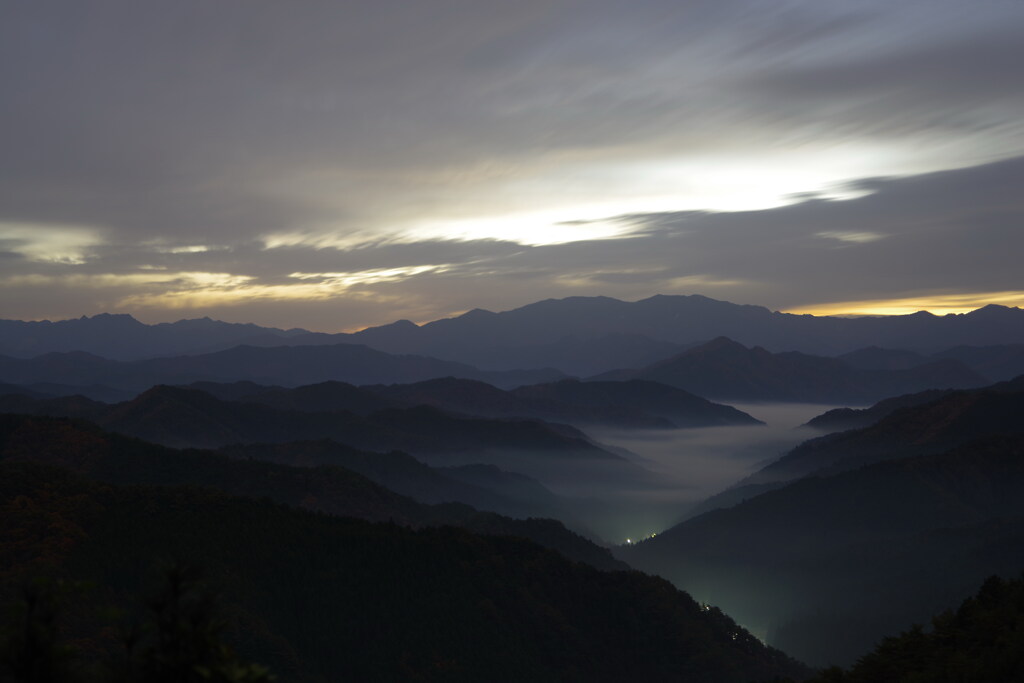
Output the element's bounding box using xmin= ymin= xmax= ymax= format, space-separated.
xmin=0 ymin=460 xmax=808 ymax=682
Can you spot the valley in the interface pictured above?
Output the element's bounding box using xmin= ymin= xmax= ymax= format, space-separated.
xmin=6 ymin=5 xmax=1024 ymax=677
xmin=2 ymin=295 xmax=1024 ymax=679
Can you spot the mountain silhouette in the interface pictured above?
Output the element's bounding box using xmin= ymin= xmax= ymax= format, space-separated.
xmin=0 ymin=384 xmax=652 ymax=499
xmin=338 ymin=295 xmax=1024 ymax=369
xmin=6 ymin=296 xmax=1024 ymax=375
xmin=0 ymin=343 xmax=565 ymax=395
xmin=220 ymin=440 xmax=578 ymax=526
xmin=0 ymin=455 xmax=809 ymax=681
xmin=932 ymin=343 xmax=1024 ymax=382
xmin=621 ymin=433 xmax=1024 ymax=667
xmin=594 ymin=336 xmax=986 ymax=403
xmin=0 ymin=313 xmax=308 ymax=360
xmin=510 ymin=378 xmax=762 ymax=427
xmin=75 ymin=385 xmax=621 ymax=459
xmin=353 ymin=376 xmax=760 ymax=428
xmin=751 ymin=376 xmax=1024 ymax=484
xmin=804 ymin=388 xmax=956 ymax=432
xmin=0 ymin=412 xmax=615 ymax=568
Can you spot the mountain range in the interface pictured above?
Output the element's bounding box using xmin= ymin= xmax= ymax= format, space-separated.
xmin=0 ymin=383 xmax=618 ymax=459
xmin=0 ymin=334 xmax=998 ymax=406
xmin=0 ymin=382 xmax=661 ymax=535
xmin=594 ymin=336 xmax=987 ymax=403
xmin=0 ymin=412 xmax=615 ymax=568
xmin=232 ymin=296 xmax=1024 ymax=369
xmin=750 ymin=375 xmax=1024 ymax=484
xmin=5 ymin=295 xmax=1024 ymax=376
xmin=6 ymin=294 xmax=1024 ymax=676
xmin=203 ymin=376 xmax=761 ymax=429
xmin=0 ymin=343 xmax=564 ymax=399
xmin=689 ymin=375 xmax=1024 ymax=515
xmin=0 ymin=417 xmax=809 ymax=682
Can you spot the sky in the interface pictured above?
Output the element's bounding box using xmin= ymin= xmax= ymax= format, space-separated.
xmin=2 ymin=0 xmax=1023 ymax=332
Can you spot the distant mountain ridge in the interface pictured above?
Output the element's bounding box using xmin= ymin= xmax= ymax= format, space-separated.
xmin=290 ymin=296 xmax=1024 ymax=370
xmin=0 ymin=313 xmax=308 ymax=360
xmin=0 ymin=335 xmax=1001 ymax=406
xmin=5 ymin=295 xmax=1024 ymax=375
xmin=593 ymin=336 xmax=987 ymax=403
xmin=0 ymin=343 xmax=564 ymax=396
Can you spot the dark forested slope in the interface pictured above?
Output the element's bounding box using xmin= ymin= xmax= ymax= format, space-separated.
xmin=0 ymin=413 xmax=621 ymax=570
xmin=808 ymin=574 xmax=1024 ymax=682
xmin=621 ymin=435 xmax=1024 ymax=667
xmin=0 ymin=460 xmax=808 ymax=682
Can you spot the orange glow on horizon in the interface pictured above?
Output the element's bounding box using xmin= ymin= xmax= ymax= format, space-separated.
xmin=785 ymin=292 xmax=1024 ymax=317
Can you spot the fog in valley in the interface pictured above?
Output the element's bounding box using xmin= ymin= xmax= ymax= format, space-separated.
xmin=581 ymin=403 xmax=839 ymax=543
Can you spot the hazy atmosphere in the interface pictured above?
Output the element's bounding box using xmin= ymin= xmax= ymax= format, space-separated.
xmin=3 ymin=0 xmax=1024 ymax=329
xmin=5 ymin=4 xmax=1024 ymax=679
xmin=586 ymin=403 xmax=832 ymax=540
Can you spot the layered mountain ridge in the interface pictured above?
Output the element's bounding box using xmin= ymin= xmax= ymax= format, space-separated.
xmin=5 ymin=295 xmax=1024 ymax=376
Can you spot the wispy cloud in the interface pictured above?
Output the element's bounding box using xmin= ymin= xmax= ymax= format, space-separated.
xmin=2 ymin=1 xmax=1022 ymax=328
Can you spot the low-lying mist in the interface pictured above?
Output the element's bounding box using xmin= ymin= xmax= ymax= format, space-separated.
xmin=582 ymin=403 xmax=837 ymax=542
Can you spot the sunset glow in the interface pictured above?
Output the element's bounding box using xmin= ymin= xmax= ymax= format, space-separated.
xmin=786 ymin=292 xmax=1024 ymax=318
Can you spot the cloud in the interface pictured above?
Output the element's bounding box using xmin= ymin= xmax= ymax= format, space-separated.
xmin=739 ymin=20 xmax=1024 ymax=165
xmin=2 ymin=155 xmax=1023 ymax=328
xmin=815 ymin=231 xmax=887 ymax=245
xmin=0 ymin=223 xmax=104 ymax=264
xmin=2 ymin=1 xmax=1023 ymax=327
xmin=5 ymin=1 xmax=1020 ymax=243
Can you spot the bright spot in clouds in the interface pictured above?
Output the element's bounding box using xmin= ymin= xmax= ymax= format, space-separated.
xmin=2 ymin=1 xmax=1023 ymax=327
xmin=816 ymin=231 xmax=887 ymax=244
xmin=164 ymin=245 xmax=213 ymax=254
xmin=288 ymin=265 xmax=449 ymax=286
xmin=0 ymin=223 xmax=102 ymax=264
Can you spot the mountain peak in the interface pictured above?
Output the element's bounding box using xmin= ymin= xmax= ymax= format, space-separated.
xmin=84 ymin=312 xmax=143 ymax=325
xmin=383 ymin=319 xmax=419 ymax=329
xmin=460 ymin=308 xmax=496 ymax=319
xmin=133 ymin=384 xmax=212 ymax=402
xmin=965 ymin=303 xmax=1019 ymax=319
xmin=694 ymin=336 xmax=749 ymax=352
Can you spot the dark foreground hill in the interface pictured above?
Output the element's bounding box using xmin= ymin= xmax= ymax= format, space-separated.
xmin=0 ymin=459 xmax=808 ymax=682
xmin=0 ymin=384 xmax=618 ymax=458
xmin=807 ymin=573 xmax=1024 ymax=682
xmin=0 ymin=413 xmax=619 ymax=570
xmin=620 ymin=434 xmax=1024 ymax=667
xmin=0 ymin=384 xmax=658 ymax=510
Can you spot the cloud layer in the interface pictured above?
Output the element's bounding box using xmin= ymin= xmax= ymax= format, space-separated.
xmin=2 ymin=0 xmax=1022 ymax=329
